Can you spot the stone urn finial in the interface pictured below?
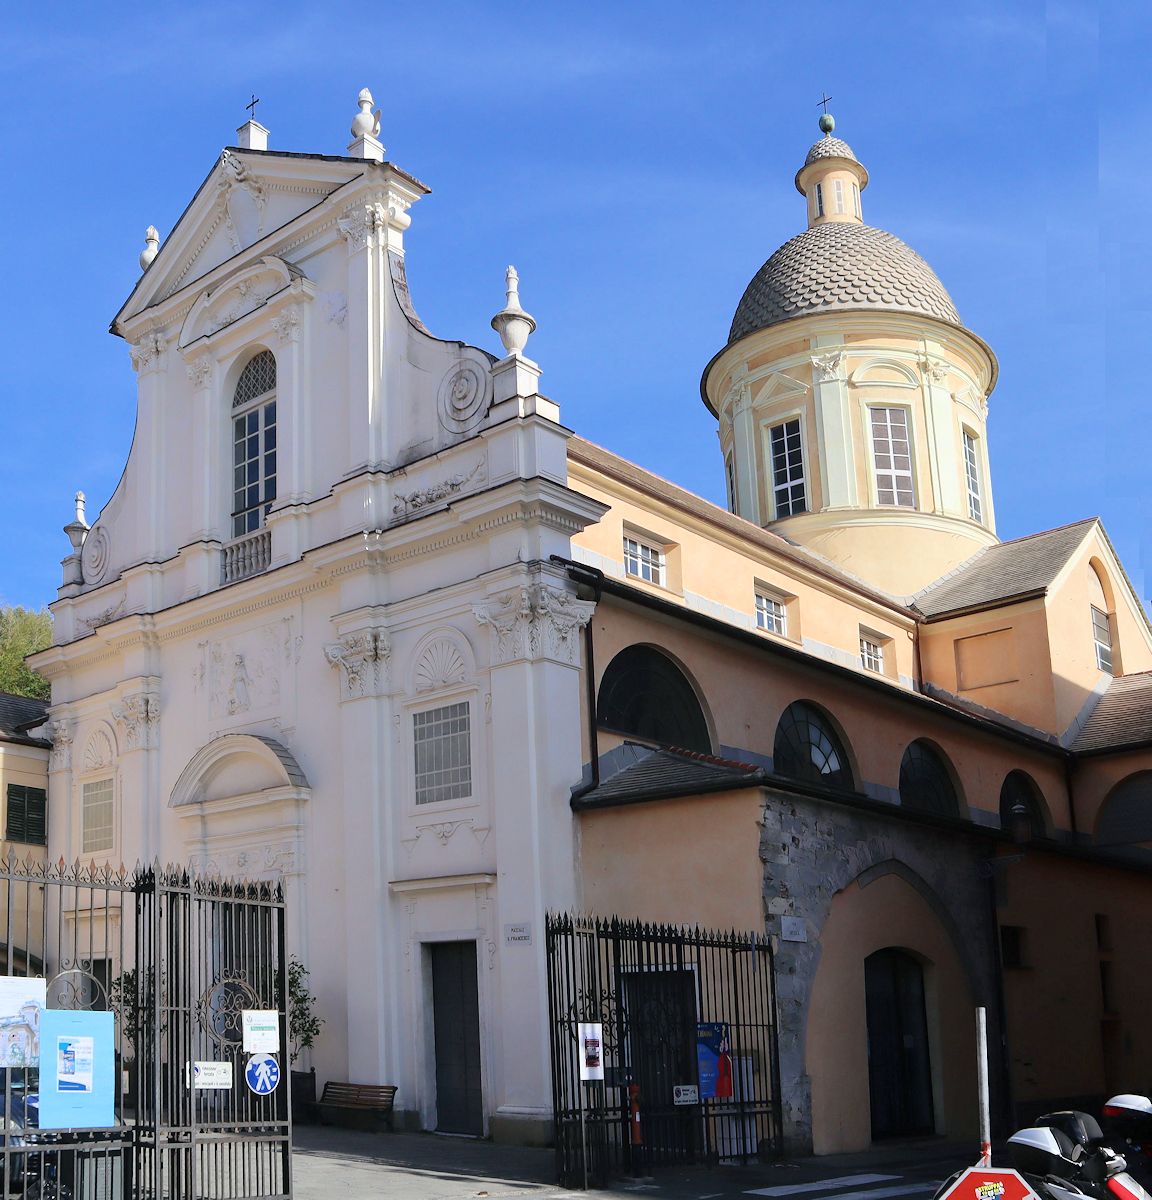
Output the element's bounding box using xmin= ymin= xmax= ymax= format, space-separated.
xmin=491 ymin=265 xmax=537 ymax=357
xmin=348 ymin=87 xmax=384 ymax=161
xmin=139 ymin=226 xmax=160 ymax=270
xmin=64 ymin=491 xmax=89 ymax=556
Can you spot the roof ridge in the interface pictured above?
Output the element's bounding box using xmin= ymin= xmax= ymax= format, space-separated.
xmin=659 ymin=745 xmax=761 ymax=772
xmin=993 ymin=516 xmax=1099 ymax=548
xmin=910 ymin=544 xmax=993 ymax=599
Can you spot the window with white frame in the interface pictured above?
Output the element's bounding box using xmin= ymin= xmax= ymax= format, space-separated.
xmin=725 ymin=453 xmax=736 ymax=513
xmin=231 ymin=351 xmax=278 ymax=538
xmin=963 ymin=430 xmax=983 ymax=523
xmin=769 ymin=419 xmax=806 ymax=516
xmin=851 ymin=182 xmax=861 ymax=218
xmin=756 ymin=592 xmax=788 ymax=637
xmin=413 ymin=702 xmax=472 ymax=805
xmin=834 ymin=179 xmax=845 ymax=214
xmin=870 ymin=407 xmax=915 ymax=507
xmin=814 ymin=183 xmax=824 ymax=217
xmin=624 ymin=536 xmax=665 ymax=586
xmin=1091 ymin=606 xmax=1114 ymax=674
xmin=81 ymin=778 xmax=114 ymax=853
xmin=860 ymin=635 xmax=885 ymax=673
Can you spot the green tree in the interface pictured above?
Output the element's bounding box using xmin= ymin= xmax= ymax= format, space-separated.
xmin=0 ymin=606 xmax=52 ymax=700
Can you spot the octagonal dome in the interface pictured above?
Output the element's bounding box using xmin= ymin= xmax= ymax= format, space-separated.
xmin=728 ymin=221 xmax=962 ymax=344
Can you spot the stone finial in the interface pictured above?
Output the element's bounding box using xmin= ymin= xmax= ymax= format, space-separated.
xmin=139 ymin=226 xmax=160 ymax=271
xmin=348 ymin=87 xmax=384 ymax=162
xmin=64 ymin=491 xmax=89 ymax=553
xmin=491 ymin=265 xmax=537 ymax=358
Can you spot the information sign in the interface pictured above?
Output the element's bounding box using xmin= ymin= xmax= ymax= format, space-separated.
xmin=241 ymin=1010 xmax=280 ymax=1053
xmin=245 ymin=1053 xmax=281 ymax=1095
xmin=673 ymin=1084 xmax=699 ymax=1105
xmin=187 ymin=1061 xmax=234 ymax=1089
xmin=577 ymin=1022 xmax=604 ymax=1082
xmin=0 ymin=975 xmax=45 ymax=1068
xmin=937 ymin=1167 xmax=1042 ymax=1200
xmin=38 ymin=1010 xmax=115 ymax=1129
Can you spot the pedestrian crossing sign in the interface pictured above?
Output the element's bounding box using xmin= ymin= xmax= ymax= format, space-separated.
xmin=245 ymin=1052 xmax=281 ymax=1096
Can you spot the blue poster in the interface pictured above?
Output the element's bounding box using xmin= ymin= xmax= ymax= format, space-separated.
xmin=37 ymin=1010 xmax=116 ymax=1129
xmin=696 ymin=1022 xmax=734 ymax=1100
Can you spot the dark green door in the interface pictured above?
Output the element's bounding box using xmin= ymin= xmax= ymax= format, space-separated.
xmin=431 ymin=941 xmax=483 ymax=1135
xmin=865 ymin=948 xmax=934 ymax=1138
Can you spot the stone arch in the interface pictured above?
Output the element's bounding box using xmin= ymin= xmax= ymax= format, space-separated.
xmin=1095 ymin=771 xmax=1152 ymax=847
xmin=805 ymin=861 xmax=980 ymax=1153
xmin=171 ymin=733 xmax=309 ymax=808
xmin=772 ymin=699 xmax=856 ymax=791
xmin=999 ymin=769 xmax=1053 ymax=841
xmin=850 ymin=358 xmax=920 ymax=389
xmin=596 ymin=643 xmax=713 ymax=754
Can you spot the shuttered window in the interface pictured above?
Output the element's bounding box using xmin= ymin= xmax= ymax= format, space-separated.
xmin=5 ymin=785 xmax=46 ymax=846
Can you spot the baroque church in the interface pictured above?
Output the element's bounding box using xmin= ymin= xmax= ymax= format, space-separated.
xmin=29 ymin=93 xmax=1152 ymax=1161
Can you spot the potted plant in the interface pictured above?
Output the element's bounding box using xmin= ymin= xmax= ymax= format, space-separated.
xmin=281 ymin=956 xmax=323 ymax=1123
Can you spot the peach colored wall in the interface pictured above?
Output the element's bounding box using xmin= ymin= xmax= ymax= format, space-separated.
xmin=807 ymin=871 xmax=978 ymax=1153
xmin=1069 ymin=748 xmax=1152 ymax=839
xmin=589 ymin=600 xmax=1070 ymax=826
xmin=570 ymin=462 xmax=917 ymax=685
xmin=578 ymin=790 xmax=765 ymax=930
xmin=998 ymin=850 xmax=1152 ymax=1102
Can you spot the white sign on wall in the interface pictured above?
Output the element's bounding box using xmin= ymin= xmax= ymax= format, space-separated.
xmin=241 ymin=1010 xmax=280 ymax=1053
xmin=504 ymin=923 xmax=532 ymax=946
xmin=186 ymin=1062 xmax=234 ymax=1089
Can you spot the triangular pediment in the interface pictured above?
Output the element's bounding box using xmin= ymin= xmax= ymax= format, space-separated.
xmin=115 ymin=148 xmax=370 ymax=329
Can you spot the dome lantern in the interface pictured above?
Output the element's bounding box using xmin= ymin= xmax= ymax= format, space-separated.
xmin=794 ymin=112 xmax=869 ymax=228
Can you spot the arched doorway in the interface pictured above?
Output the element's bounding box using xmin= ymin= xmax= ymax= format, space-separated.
xmin=865 ymin=948 xmax=934 ymax=1138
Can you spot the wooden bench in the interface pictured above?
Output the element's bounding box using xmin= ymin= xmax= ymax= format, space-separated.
xmin=318 ymin=1082 xmax=397 ymax=1132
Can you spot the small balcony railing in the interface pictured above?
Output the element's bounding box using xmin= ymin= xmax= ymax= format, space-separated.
xmin=221 ymin=527 xmax=271 ymax=585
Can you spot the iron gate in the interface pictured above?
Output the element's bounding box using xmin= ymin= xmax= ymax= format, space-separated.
xmin=546 ymin=912 xmax=781 ymax=1187
xmin=0 ymin=857 xmax=290 ymax=1200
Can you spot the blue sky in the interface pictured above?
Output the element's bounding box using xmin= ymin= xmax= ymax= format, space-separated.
xmin=0 ymin=1 xmax=1147 ymax=611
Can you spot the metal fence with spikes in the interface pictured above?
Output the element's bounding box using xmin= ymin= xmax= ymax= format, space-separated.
xmin=545 ymin=911 xmax=781 ymax=1187
xmin=0 ymin=855 xmax=289 ymax=1200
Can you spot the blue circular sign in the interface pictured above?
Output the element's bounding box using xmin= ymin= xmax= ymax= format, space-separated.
xmin=245 ymin=1052 xmax=280 ymax=1095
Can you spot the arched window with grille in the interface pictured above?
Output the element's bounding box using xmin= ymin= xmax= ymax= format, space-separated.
xmin=999 ymin=770 xmax=1047 ymax=842
xmin=231 ymin=350 xmax=277 ymax=538
xmin=772 ymin=701 xmax=853 ymax=791
xmin=596 ymin=645 xmax=711 ymax=754
xmin=899 ymin=740 xmax=960 ymax=818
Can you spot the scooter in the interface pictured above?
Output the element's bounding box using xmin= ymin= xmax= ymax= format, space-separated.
xmin=1100 ymin=1095 xmax=1152 ymax=1192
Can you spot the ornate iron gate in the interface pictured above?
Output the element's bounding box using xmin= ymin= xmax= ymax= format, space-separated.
xmin=546 ymin=912 xmax=781 ymax=1187
xmin=0 ymin=858 xmax=290 ymax=1200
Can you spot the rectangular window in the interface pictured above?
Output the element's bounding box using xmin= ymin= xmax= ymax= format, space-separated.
xmin=1091 ymin=606 xmax=1114 ymax=673
xmin=725 ymin=453 xmax=736 ymax=513
xmin=414 ymin=702 xmax=472 ymax=805
xmin=834 ymin=179 xmax=845 ymax=214
xmin=814 ymin=183 xmax=824 ymax=217
xmin=81 ymin=779 xmax=114 ymax=854
xmin=624 ymin=536 xmax=665 ymax=586
xmin=870 ymin=407 xmax=915 ymax=507
xmin=769 ymin=419 xmax=806 ymax=517
xmin=5 ymin=785 xmax=46 ymax=846
xmin=756 ymin=593 xmax=788 ymax=637
xmin=851 ymin=182 xmax=861 ymax=218
xmin=232 ymin=400 xmax=278 ymax=538
xmin=860 ymin=636 xmax=885 ymax=673
xmin=963 ymin=430 xmax=983 ymax=523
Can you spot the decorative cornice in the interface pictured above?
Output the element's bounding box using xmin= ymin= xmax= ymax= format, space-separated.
xmin=111 ymin=691 xmax=160 ymax=752
xmin=323 ymin=627 xmax=390 ymax=700
xmin=473 ymin=582 xmax=595 ymax=666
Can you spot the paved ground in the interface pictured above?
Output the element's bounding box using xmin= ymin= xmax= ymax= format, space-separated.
xmin=292 ymin=1125 xmax=983 ymax=1200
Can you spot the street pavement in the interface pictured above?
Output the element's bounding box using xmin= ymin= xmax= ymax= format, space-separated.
xmin=292 ymin=1125 xmax=982 ymax=1200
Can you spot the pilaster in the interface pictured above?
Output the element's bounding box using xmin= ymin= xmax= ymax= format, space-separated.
xmin=921 ymin=355 xmax=961 ymax=517
xmin=729 ymin=373 xmax=761 ymax=523
xmin=809 ymin=349 xmax=857 ymax=508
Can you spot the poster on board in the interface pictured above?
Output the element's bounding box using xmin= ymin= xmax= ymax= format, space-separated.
xmin=38 ymin=1010 xmax=116 ymax=1129
xmin=0 ymin=976 xmax=46 ymax=1068
xmin=577 ymin=1022 xmax=604 ymax=1082
xmin=696 ymin=1022 xmax=734 ymax=1100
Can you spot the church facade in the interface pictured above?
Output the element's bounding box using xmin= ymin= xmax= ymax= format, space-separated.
xmin=30 ymin=94 xmax=1152 ymax=1156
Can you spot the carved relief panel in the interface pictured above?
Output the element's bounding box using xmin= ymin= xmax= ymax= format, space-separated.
xmin=196 ymin=618 xmax=299 ymax=731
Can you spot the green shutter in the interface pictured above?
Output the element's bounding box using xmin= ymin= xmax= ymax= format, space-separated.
xmin=5 ymin=785 xmax=46 ymax=846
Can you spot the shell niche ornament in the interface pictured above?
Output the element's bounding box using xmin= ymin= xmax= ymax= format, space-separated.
xmin=350 ymin=88 xmax=382 ymax=141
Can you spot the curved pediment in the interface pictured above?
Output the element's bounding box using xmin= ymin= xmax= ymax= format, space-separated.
xmin=171 ymin=733 xmax=310 ymax=808
xmin=179 ymin=257 xmax=304 ymax=348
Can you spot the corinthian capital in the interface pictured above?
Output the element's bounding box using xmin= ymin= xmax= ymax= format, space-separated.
xmin=324 ymin=628 xmax=391 ymax=699
xmin=474 ymin=582 xmax=595 ymax=666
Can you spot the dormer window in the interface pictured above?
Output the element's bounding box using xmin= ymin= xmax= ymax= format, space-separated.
xmin=231 ymin=351 xmax=278 ymax=538
xmin=1088 ymin=563 xmax=1116 ymax=675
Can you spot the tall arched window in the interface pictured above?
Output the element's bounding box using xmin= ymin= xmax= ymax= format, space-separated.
xmin=773 ymin=701 xmax=853 ymax=791
xmin=999 ymin=770 xmax=1047 ymax=842
xmin=899 ymin=741 xmax=960 ymax=818
xmin=1088 ymin=563 xmax=1115 ymax=674
xmin=596 ymin=646 xmax=711 ymax=754
xmin=232 ymin=350 xmax=277 ymax=538
xmin=1095 ymin=772 xmax=1152 ymax=846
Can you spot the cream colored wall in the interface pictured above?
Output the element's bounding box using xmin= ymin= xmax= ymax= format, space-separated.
xmin=578 ymin=790 xmax=764 ymax=929
xmin=806 ymin=870 xmax=978 ymax=1153
xmin=0 ymin=742 xmax=50 ymax=859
